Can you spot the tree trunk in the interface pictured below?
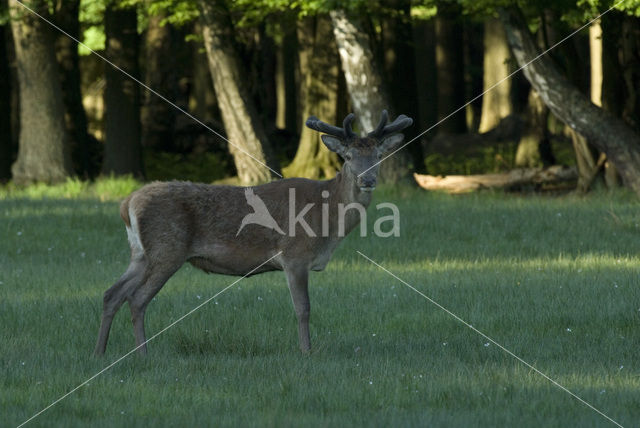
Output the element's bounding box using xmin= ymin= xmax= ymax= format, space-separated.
xmin=464 ymin=20 xmax=484 ymax=133
xmin=9 ymin=0 xmax=72 ymax=184
xmin=191 ymin=23 xmax=219 ymax=125
xmin=478 ymin=18 xmax=513 ymax=133
xmin=414 ymin=166 xmax=577 ymax=193
xmin=1 ymin=18 xmax=13 ymax=181
xmin=283 ymin=15 xmax=340 ymax=179
xmin=413 ymin=18 xmax=438 ymax=142
xmin=434 ymin=4 xmax=466 ymax=134
xmin=102 ymin=4 xmax=144 ymax=177
xmin=275 ymin=25 xmax=298 ymax=134
xmin=589 ymin=18 xmax=618 ymax=188
xmin=515 ymin=89 xmax=553 ymax=168
xmin=141 ymin=6 xmax=177 ymax=151
xmin=330 ymin=9 xmax=412 ymax=183
xmin=381 ymin=0 xmax=424 ymax=172
xmin=255 ymin=24 xmax=277 ymax=135
xmin=500 ymin=7 xmax=640 ymax=195
xmin=198 ymin=0 xmax=279 ymax=185
xmin=54 ymin=0 xmax=90 ymax=177
xmin=602 ymin=13 xmax=626 ymax=187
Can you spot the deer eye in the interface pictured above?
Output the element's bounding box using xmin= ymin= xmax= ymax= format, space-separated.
xmin=344 ymin=152 xmax=353 ymax=161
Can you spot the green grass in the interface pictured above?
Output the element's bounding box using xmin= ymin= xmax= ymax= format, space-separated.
xmin=1 ymin=187 xmax=640 ymax=427
xmin=0 ymin=176 xmax=142 ymax=201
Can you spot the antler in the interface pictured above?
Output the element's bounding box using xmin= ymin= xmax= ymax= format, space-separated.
xmin=305 ymin=113 xmax=357 ymax=139
xmin=368 ymin=109 xmax=413 ymax=138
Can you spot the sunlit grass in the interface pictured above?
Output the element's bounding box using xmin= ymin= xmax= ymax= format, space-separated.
xmin=1 ymin=188 xmax=639 ymax=427
xmin=0 ymin=175 xmax=142 ymax=201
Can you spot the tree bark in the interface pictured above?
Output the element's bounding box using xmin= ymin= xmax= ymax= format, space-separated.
xmin=414 ymin=166 xmax=577 ymax=193
xmin=601 ymin=13 xmax=626 ymax=187
xmin=589 ymin=18 xmax=618 ymax=188
xmin=330 ymin=9 xmax=412 ymax=183
xmin=500 ymin=7 xmax=640 ymax=195
xmin=54 ymin=0 xmax=90 ymax=177
xmin=283 ymin=15 xmax=340 ymax=179
xmin=515 ymin=89 xmax=553 ymax=168
xmin=0 ymin=18 xmax=13 ymax=181
xmin=619 ymin=16 xmax=640 ymax=132
xmin=191 ymin=23 xmax=219 ymax=125
xmin=102 ymin=4 xmax=144 ymax=177
xmin=198 ymin=0 xmax=279 ymax=185
xmin=413 ymin=18 xmax=437 ymax=142
xmin=434 ymin=4 xmax=466 ymax=134
xmin=141 ymin=6 xmax=177 ymax=151
xmin=381 ymin=0 xmax=424 ymax=172
xmin=275 ymin=25 xmax=298 ymax=134
xmin=464 ymin=20 xmax=484 ymax=133
xmin=478 ymin=18 xmax=512 ymax=133
xmin=9 ymin=0 xmax=72 ymax=184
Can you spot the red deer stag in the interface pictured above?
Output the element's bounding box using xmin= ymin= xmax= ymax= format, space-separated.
xmin=94 ymin=110 xmax=413 ymax=355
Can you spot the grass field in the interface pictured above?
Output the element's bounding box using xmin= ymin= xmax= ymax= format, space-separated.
xmin=1 ymin=186 xmax=640 ymax=427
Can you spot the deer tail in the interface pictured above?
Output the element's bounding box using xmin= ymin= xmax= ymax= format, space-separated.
xmin=120 ymin=194 xmax=133 ymax=228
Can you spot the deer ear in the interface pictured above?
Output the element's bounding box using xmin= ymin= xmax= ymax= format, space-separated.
xmin=378 ymin=133 xmax=405 ymax=154
xmin=321 ymin=135 xmax=348 ymax=157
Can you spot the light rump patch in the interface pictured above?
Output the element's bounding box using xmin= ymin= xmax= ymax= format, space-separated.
xmin=126 ymin=205 xmax=144 ymax=258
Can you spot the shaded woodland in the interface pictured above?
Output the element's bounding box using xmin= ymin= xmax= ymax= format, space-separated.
xmin=1 ymin=0 xmax=640 ymax=193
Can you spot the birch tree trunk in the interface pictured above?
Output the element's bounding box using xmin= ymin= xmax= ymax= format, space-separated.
xmin=500 ymin=7 xmax=640 ymax=195
xmin=283 ymin=15 xmax=340 ymax=179
xmin=330 ymin=10 xmax=412 ymax=183
xmin=199 ymin=0 xmax=279 ymax=185
xmin=9 ymin=0 xmax=72 ymax=184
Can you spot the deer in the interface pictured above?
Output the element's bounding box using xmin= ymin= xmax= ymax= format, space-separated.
xmin=94 ymin=110 xmax=413 ymax=356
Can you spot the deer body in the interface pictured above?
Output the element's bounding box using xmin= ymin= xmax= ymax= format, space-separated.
xmin=95 ymin=111 xmax=412 ymax=355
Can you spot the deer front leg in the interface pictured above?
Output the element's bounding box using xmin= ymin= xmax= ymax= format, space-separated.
xmin=285 ymin=267 xmax=311 ymax=353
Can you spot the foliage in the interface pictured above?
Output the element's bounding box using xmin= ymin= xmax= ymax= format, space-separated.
xmin=2 ymin=192 xmax=640 ymax=426
xmin=0 ymin=175 xmax=142 ymax=200
xmin=424 ymin=138 xmax=577 ymax=175
xmin=143 ymin=150 xmax=232 ymax=183
xmin=425 ymin=143 xmax=516 ymax=175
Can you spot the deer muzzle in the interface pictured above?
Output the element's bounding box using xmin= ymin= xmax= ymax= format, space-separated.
xmin=358 ymin=176 xmax=377 ymax=192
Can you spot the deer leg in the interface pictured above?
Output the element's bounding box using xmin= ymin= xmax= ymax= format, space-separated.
xmin=128 ymin=263 xmax=182 ymax=355
xmin=94 ymin=260 xmax=145 ymax=356
xmin=285 ymin=267 xmax=311 ymax=353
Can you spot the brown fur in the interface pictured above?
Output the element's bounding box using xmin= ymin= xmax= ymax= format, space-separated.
xmin=94 ymin=112 xmax=410 ymax=356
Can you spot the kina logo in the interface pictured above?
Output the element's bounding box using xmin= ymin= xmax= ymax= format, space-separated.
xmin=236 ymin=188 xmax=285 ymax=236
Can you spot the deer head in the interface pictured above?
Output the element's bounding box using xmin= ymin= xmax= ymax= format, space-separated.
xmin=306 ymin=110 xmax=413 ymax=191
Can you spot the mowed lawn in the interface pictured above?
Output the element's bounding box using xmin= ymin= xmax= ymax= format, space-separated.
xmin=1 ymin=188 xmax=639 ymax=427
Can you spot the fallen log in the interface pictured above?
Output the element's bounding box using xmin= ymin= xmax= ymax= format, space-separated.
xmin=414 ymin=166 xmax=577 ymax=193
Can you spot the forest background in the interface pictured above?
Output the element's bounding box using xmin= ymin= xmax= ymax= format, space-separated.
xmin=1 ymin=0 xmax=640 ymax=194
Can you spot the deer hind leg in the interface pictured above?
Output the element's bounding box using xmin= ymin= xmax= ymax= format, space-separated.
xmin=128 ymin=260 xmax=183 ymax=355
xmin=94 ymin=260 xmax=146 ymax=356
xmin=285 ymin=267 xmax=311 ymax=353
